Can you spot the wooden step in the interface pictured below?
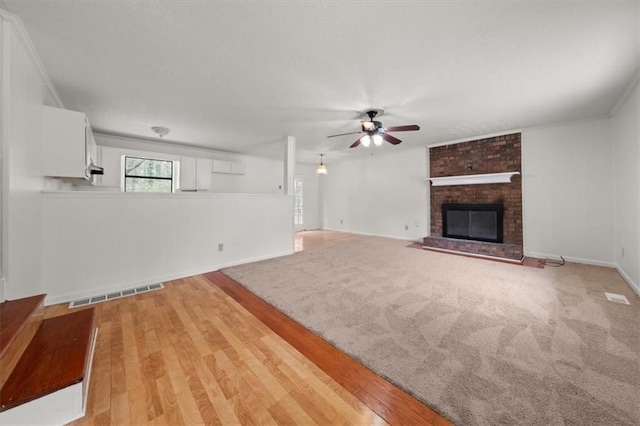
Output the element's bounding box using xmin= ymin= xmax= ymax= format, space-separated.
xmin=0 ymin=294 xmax=45 ymax=388
xmin=0 ymin=308 xmax=96 ymax=412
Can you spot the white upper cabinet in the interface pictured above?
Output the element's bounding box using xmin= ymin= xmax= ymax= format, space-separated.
xmin=180 ymin=156 xmax=197 ymax=190
xmin=96 ymin=146 xmax=122 ymax=188
xmin=213 ymin=159 xmax=245 ymax=175
xmin=180 ymin=157 xmax=212 ymax=191
xmin=43 ymin=106 xmax=102 ymax=183
xmin=196 ymin=158 xmax=212 ymax=191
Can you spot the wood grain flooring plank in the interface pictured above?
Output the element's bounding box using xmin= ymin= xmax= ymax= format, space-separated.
xmin=92 ymin=410 xmax=110 ymax=426
xmin=110 ymin=391 xmax=130 ymax=425
xmin=267 ymin=393 xmax=316 ymax=426
xmin=156 ymin=369 xmax=185 ymax=425
xmin=161 ymin=346 xmax=205 ymax=425
xmin=270 ymin=341 xmax=366 ymax=425
xmin=127 ymin=384 xmax=148 ymax=426
xmin=91 ymin=320 xmax=112 ymax=417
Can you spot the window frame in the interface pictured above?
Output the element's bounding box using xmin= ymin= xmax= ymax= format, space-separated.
xmin=123 ymin=155 xmax=175 ymax=193
xmin=293 ymin=175 xmax=304 ymax=226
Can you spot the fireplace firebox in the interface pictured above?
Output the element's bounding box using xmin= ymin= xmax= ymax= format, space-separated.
xmin=442 ymin=203 xmax=504 ymax=243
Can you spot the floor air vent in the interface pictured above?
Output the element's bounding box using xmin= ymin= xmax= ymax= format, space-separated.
xmin=605 ymin=292 xmax=630 ymax=305
xmin=69 ymin=283 xmax=164 ymax=308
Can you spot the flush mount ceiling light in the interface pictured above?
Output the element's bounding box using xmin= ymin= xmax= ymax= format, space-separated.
xmin=316 ymin=154 xmax=327 ymax=175
xmin=151 ymin=126 xmax=170 ymax=138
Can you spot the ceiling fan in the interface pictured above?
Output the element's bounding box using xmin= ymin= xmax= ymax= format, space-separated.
xmin=327 ymin=109 xmax=420 ymax=148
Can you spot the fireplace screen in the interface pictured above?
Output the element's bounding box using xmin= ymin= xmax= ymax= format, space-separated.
xmin=442 ymin=203 xmax=503 ymax=243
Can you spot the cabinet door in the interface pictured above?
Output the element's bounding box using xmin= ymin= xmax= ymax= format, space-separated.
xmin=43 ymin=106 xmax=86 ymax=178
xmin=212 ymin=160 xmax=232 ymax=174
xmin=196 ymin=158 xmax=212 ymax=191
xmin=180 ymin=157 xmax=197 ymax=190
xmin=96 ymin=147 xmax=122 ymax=188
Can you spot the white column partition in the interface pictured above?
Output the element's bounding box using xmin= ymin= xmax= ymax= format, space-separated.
xmin=283 ymin=136 xmax=296 ymax=196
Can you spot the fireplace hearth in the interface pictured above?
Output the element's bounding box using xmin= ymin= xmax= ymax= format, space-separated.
xmin=442 ymin=203 xmax=504 ymax=243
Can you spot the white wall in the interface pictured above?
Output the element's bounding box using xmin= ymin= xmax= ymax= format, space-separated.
xmin=612 ymin=80 xmax=640 ymax=294
xmin=42 ymin=192 xmax=294 ymax=304
xmin=522 ymin=117 xmax=615 ymax=266
xmin=95 ymin=133 xmax=285 ymax=194
xmin=294 ymin=163 xmax=321 ymax=230
xmin=322 ymin=147 xmax=428 ymax=241
xmin=1 ymin=16 xmax=47 ymax=299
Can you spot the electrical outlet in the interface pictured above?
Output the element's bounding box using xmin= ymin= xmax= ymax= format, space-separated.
xmin=405 ymin=224 xmax=409 ymax=230
xmin=621 ymin=247 xmax=625 ymax=257
xmin=218 ymin=243 xmax=224 ymax=252
xmin=340 ymin=219 xmax=343 ymax=224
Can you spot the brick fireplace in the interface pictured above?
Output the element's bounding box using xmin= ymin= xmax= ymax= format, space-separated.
xmin=424 ymin=133 xmax=523 ymax=260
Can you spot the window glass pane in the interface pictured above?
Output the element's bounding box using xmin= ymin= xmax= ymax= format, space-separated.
xmin=293 ymin=177 xmax=304 ymax=225
xmin=125 ymin=177 xmax=172 ymax=193
xmin=125 ymin=157 xmax=172 ymax=178
xmin=123 ymin=156 xmax=173 ymax=193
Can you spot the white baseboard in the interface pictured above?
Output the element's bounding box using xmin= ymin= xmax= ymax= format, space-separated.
xmin=44 ymin=250 xmax=294 ymax=306
xmin=523 ymin=251 xmax=616 ymax=268
xmin=320 ymin=227 xmax=421 ymax=243
xmin=616 ymin=266 xmax=640 ymax=296
xmin=218 ymin=250 xmax=293 ymax=269
xmin=0 ymin=276 xmax=6 ymax=302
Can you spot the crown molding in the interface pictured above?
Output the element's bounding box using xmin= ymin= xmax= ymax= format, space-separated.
xmin=0 ymin=9 xmax=64 ymax=108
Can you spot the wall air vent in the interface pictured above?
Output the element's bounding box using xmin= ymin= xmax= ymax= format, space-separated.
xmin=69 ymin=283 xmax=164 ymax=308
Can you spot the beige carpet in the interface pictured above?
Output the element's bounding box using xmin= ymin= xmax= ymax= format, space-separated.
xmin=223 ymin=235 xmax=640 ymax=425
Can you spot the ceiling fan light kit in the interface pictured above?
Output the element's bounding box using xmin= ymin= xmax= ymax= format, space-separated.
xmin=327 ymin=109 xmax=420 ymax=149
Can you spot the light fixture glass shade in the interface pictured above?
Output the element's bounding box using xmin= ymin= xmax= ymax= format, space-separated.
xmin=151 ymin=126 xmax=170 ymax=138
xmin=373 ymin=134 xmax=383 ymax=146
xmin=316 ymin=154 xmax=327 ymax=175
xmin=360 ymin=135 xmax=371 ymax=147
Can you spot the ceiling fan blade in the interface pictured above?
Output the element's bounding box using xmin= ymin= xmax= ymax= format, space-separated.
xmin=327 ymin=131 xmax=361 ymax=138
xmin=349 ymin=139 xmax=362 ymax=148
xmin=385 ymin=124 xmax=420 ymax=132
xmin=382 ymin=133 xmax=402 ymax=145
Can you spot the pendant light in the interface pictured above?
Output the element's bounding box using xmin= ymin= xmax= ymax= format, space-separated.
xmin=316 ymin=154 xmax=327 ymax=175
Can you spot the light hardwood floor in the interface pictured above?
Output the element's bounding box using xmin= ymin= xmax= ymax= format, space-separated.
xmin=44 ymin=231 xmax=449 ymax=425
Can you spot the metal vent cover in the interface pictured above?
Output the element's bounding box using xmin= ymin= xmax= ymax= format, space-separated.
xmin=69 ymin=283 xmax=164 ymax=308
xmin=605 ymin=292 xmax=630 ymax=305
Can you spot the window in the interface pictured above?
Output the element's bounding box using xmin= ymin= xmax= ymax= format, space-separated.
xmin=124 ymin=156 xmax=174 ymax=193
xmin=294 ymin=176 xmax=304 ymax=225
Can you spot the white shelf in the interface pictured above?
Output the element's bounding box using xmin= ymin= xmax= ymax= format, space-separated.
xmin=428 ymin=171 xmax=520 ymax=186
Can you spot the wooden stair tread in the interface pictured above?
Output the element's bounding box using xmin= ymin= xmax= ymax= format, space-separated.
xmin=0 ymin=308 xmax=95 ymax=412
xmin=0 ymin=294 xmax=45 ymax=357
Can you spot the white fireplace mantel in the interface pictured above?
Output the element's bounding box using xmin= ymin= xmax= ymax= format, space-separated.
xmin=428 ymin=171 xmax=520 ymax=186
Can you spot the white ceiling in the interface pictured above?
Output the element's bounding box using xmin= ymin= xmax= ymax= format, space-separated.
xmin=4 ymin=1 xmax=639 ymax=163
